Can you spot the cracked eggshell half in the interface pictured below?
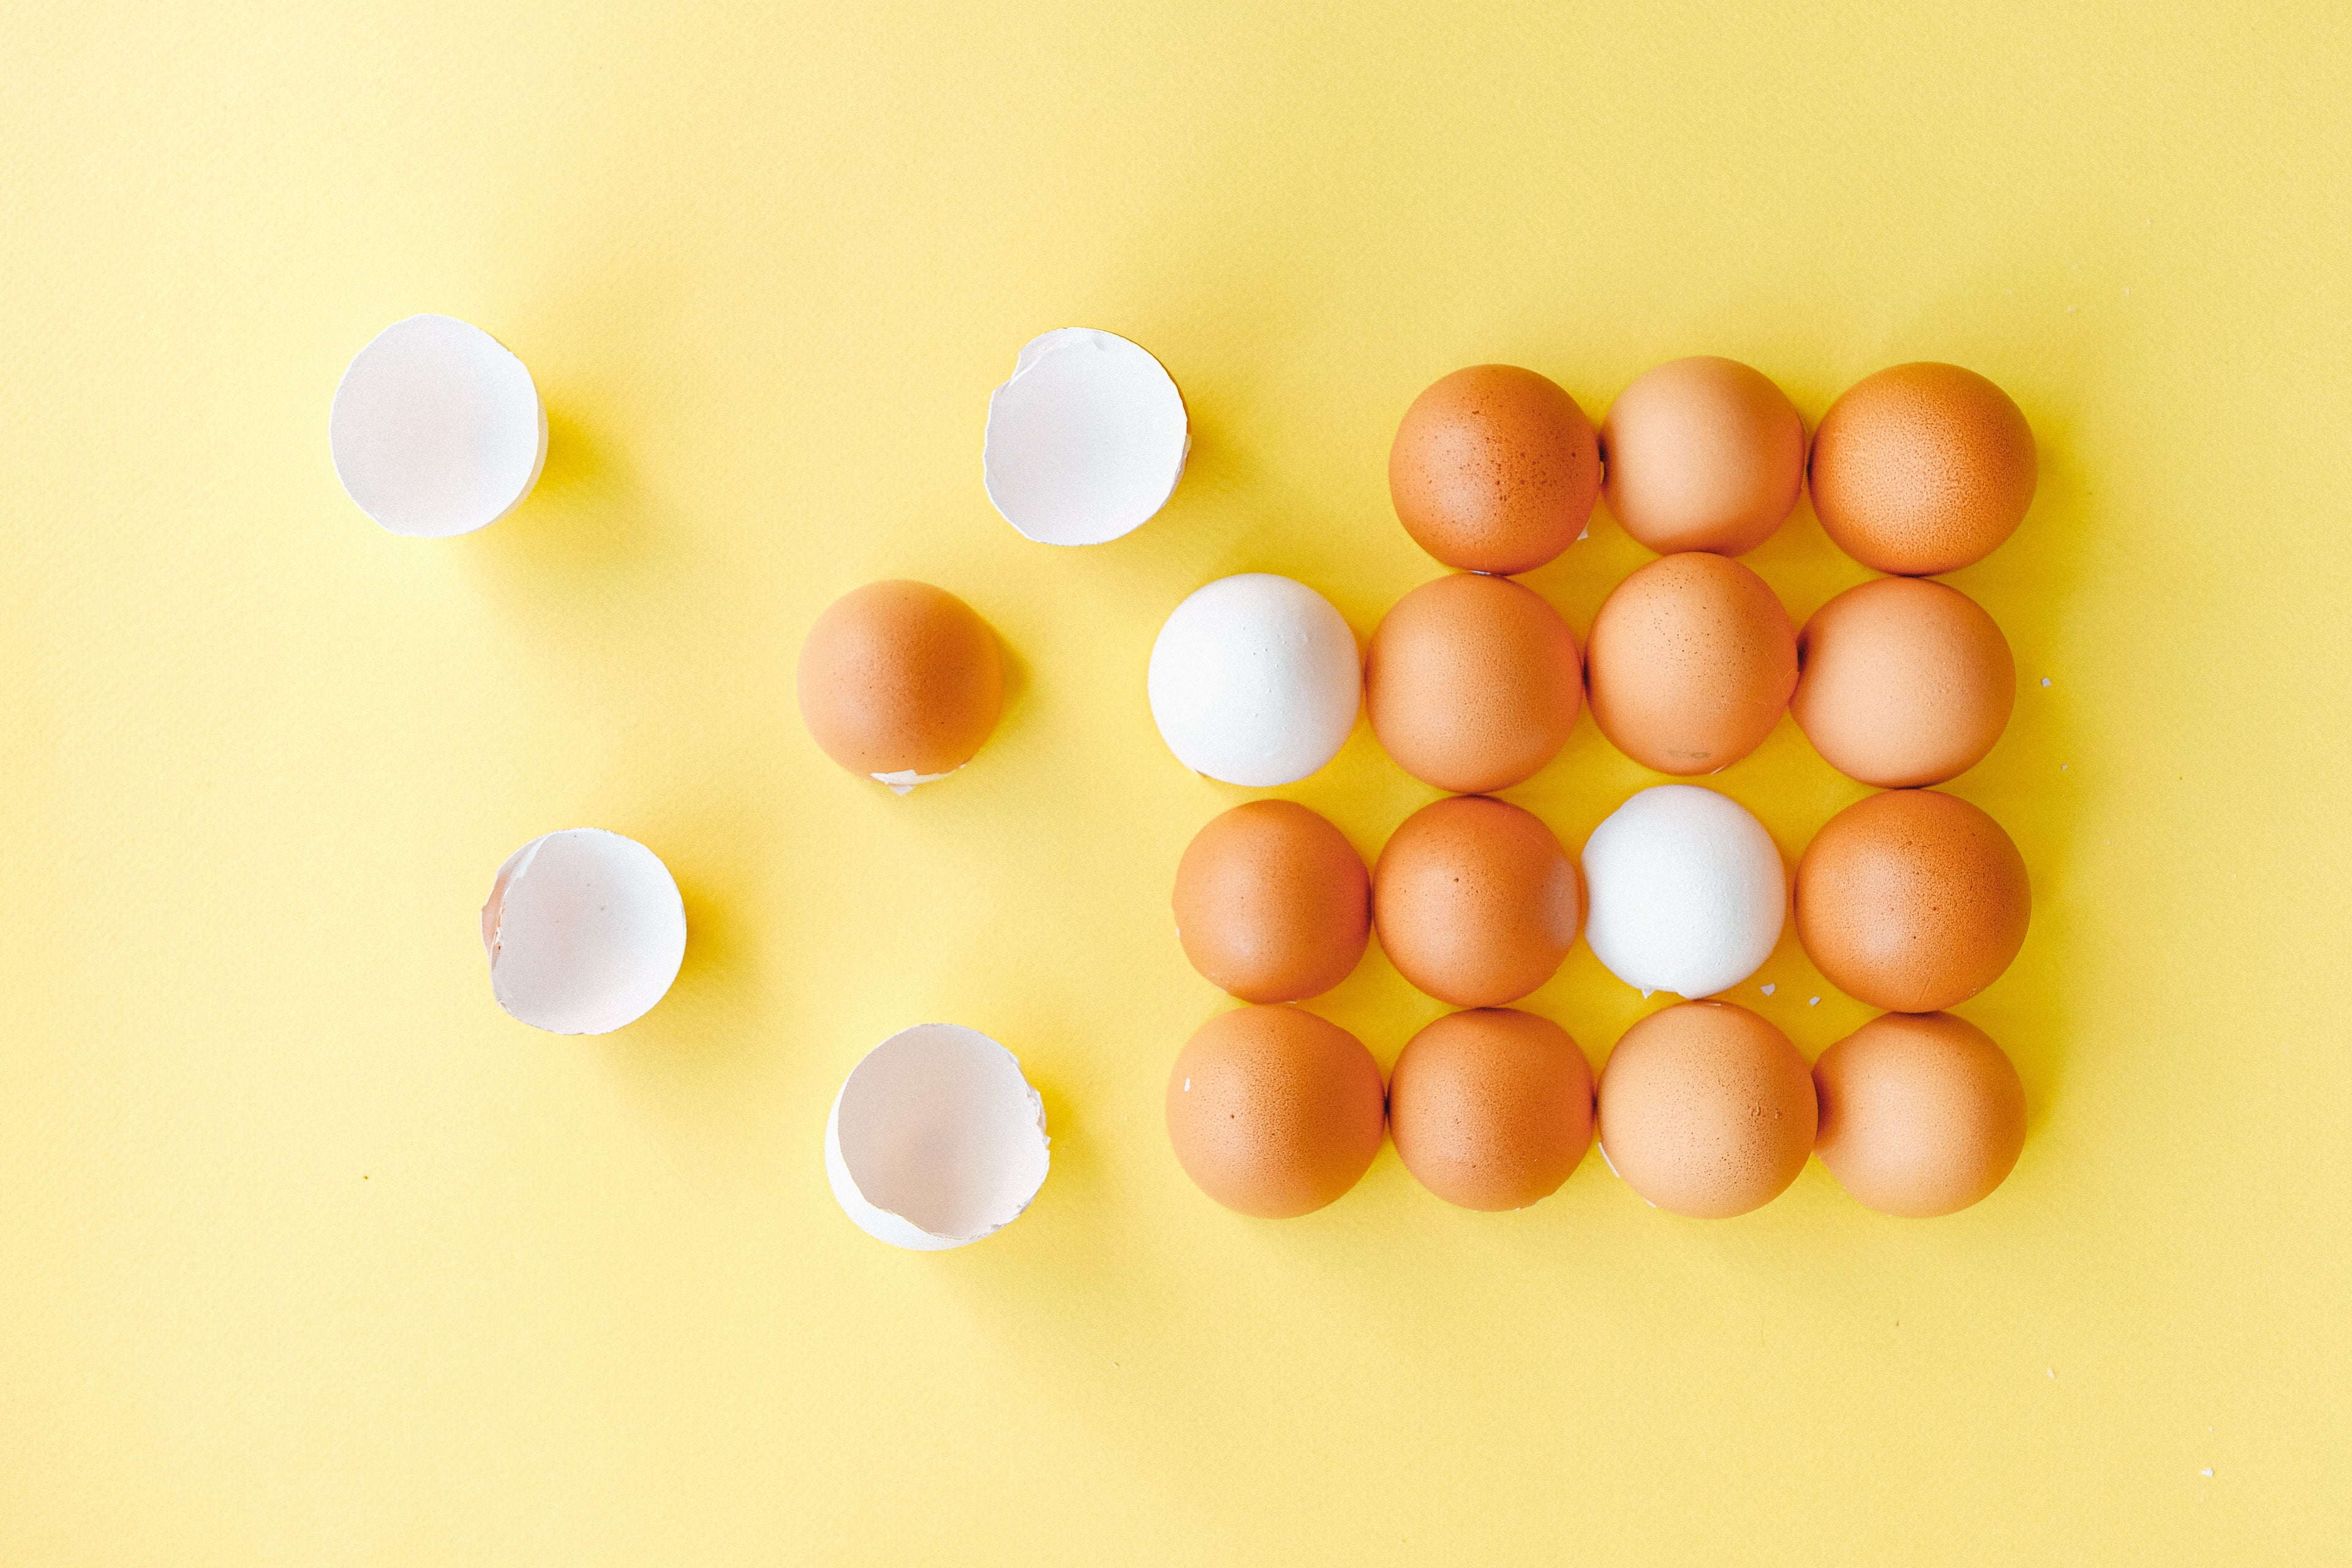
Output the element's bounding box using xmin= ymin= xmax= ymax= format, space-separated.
xmin=983 ymin=328 xmax=1189 ymax=545
xmin=481 ymin=829 xmax=687 ymax=1035
xmin=1581 ymin=785 xmax=1784 ymax=999
xmin=825 ymin=1024 xmax=1051 ymax=1251
xmin=1147 ymin=574 xmax=1361 ymax=786
xmin=330 ymin=314 xmax=548 ymax=537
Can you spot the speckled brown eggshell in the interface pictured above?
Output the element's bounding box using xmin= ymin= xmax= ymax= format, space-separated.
xmin=1594 ymin=1000 xmax=1815 ymax=1218
xmin=1795 ymin=789 xmax=2030 ymax=1012
xmin=1389 ymin=1008 xmax=1593 ymax=1211
xmin=1364 ymin=573 xmax=1582 ymax=794
xmin=1600 ymin=356 xmax=1807 ymax=556
xmin=1808 ymin=363 xmax=2037 ymax=575
xmin=1814 ymin=1011 xmax=2027 ymax=1218
xmin=1792 ymin=576 xmax=2016 ymax=787
xmin=1388 ymin=365 xmax=1601 ymax=574
xmin=1164 ymin=1005 xmax=1387 ymax=1219
xmin=1172 ymin=800 xmax=1371 ymax=1003
xmin=796 ymin=580 xmax=1005 ymax=780
xmin=1584 ymin=552 xmax=1797 ymax=775
xmin=1373 ymin=795 xmax=1581 ymax=1008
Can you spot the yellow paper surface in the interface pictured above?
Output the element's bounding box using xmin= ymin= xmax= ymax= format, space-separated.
xmin=4 ymin=4 xmax=2346 ymax=1562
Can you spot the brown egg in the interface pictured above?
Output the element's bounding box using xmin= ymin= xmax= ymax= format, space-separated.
xmin=1389 ymin=1009 xmax=1593 ymax=1211
xmin=1388 ymin=365 xmax=1601 ymax=574
xmin=1595 ymin=1001 xmax=1815 ymax=1218
xmin=1585 ymin=552 xmax=1797 ymax=774
xmin=797 ymin=581 xmax=1005 ymax=786
xmin=1809 ymin=363 xmax=2037 ymax=575
xmin=1364 ymin=573 xmax=1581 ymax=794
xmin=1600 ymin=356 xmax=1806 ymax=556
xmin=1172 ymin=801 xmax=1371 ymax=1003
xmin=1373 ymin=796 xmax=1581 ymax=1008
xmin=1165 ymin=1005 xmax=1387 ymax=1218
xmin=1793 ymin=576 xmax=2016 ymax=787
xmin=1814 ymin=1011 xmax=2027 ymax=1217
xmin=1795 ymin=789 xmax=2030 ymax=1012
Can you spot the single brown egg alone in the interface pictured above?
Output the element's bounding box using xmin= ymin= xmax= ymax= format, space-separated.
xmin=1792 ymin=575 xmax=2016 ymax=787
xmin=1365 ymin=573 xmax=1583 ymax=794
xmin=1373 ymin=795 xmax=1581 ymax=1008
xmin=796 ymin=580 xmax=1005 ymax=784
xmin=1172 ymin=800 xmax=1371 ymax=1003
xmin=1808 ymin=363 xmax=2037 ymax=575
xmin=1795 ymin=789 xmax=2031 ymax=1012
xmin=1584 ymin=552 xmax=1797 ymax=775
xmin=1600 ymin=356 xmax=1807 ymax=556
xmin=1389 ymin=1008 xmax=1594 ymax=1211
xmin=1814 ymin=1011 xmax=2027 ymax=1218
xmin=1595 ymin=1000 xmax=1815 ymax=1218
xmin=1165 ymin=1005 xmax=1387 ymax=1218
xmin=1388 ymin=364 xmax=1601 ymax=575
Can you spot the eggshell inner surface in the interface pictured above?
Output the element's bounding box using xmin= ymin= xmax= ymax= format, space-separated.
xmin=1147 ymin=574 xmax=1362 ymax=787
xmin=1388 ymin=364 xmax=1600 ymax=574
xmin=1374 ymin=795 xmax=1581 ymax=1008
xmin=1165 ymin=1005 xmax=1386 ymax=1218
xmin=1389 ymin=1008 xmax=1594 ymax=1211
xmin=796 ymin=581 xmax=1005 ymax=790
xmin=1599 ymin=356 xmax=1806 ymax=556
xmin=1365 ymin=572 xmax=1582 ymax=794
xmin=1172 ymin=800 xmax=1371 ymax=1003
xmin=1807 ymin=361 xmax=2037 ymax=575
xmin=1580 ymin=785 xmax=1785 ymax=999
xmin=1793 ymin=575 xmax=2016 ymax=787
xmin=1585 ymin=552 xmax=1797 ymax=775
xmin=481 ymin=828 xmax=687 ymax=1035
xmin=982 ymin=328 xmax=1189 ymax=546
xmin=826 ymin=1024 xmax=1050 ymax=1250
xmin=1813 ymin=1011 xmax=2027 ymax=1218
xmin=330 ymin=314 xmax=547 ymax=538
xmin=1594 ymin=1000 xmax=1815 ymax=1218
xmin=1795 ymin=788 xmax=2031 ymax=1012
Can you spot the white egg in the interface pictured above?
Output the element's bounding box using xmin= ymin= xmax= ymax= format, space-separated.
xmin=330 ymin=314 xmax=547 ymax=537
xmin=826 ymin=1024 xmax=1052 ymax=1251
xmin=982 ymin=328 xmax=1189 ymax=546
xmin=1581 ymin=785 xmax=1785 ymax=998
xmin=1147 ymin=574 xmax=1362 ymax=786
xmin=481 ymin=829 xmax=687 ymax=1035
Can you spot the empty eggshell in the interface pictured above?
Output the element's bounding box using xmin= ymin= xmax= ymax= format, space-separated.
xmin=1389 ymin=364 xmax=1602 ymax=573
xmin=1373 ymin=795 xmax=1582 ymax=1008
xmin=1814 ymin=1011 xmax=2027 ymax=1218
xmin=1808 ymin=363 xmax=2037 ymax=575
xmin=1147 ymin=574 xmax=1362 ymax=787
xmin=982 ymin=328 xmax=1189 ymax=546
xmin=330 ymin=314 xmax=548 ymax=537
xmin=1795 ymin=788 xmax=2031 ymax=1012
xmin=1600 ymin=356 xmax=1807 ymax=556
xmin=796 ymin=581 xmax=1005 ymax=793
xmin=1364 ymin=572 xmax=1583 ymax=794
xmin=481 ymin=828 xmax=687 ymax=1035
xmin=826 ymin=1023 xmax=1051 ymax=1251
xmin=1172 ymin=800 xmax=1372 ymax=1003
xmin=1165 ymin=1005 xmax=1386 ymax=1218
xmin=1581 ymin=785 xmax=1785 ymax=999
xmin=1584 ymin=552 xmax=1798 ymax=775
xmin=1595 ymin=1000 xmax=1816 ymax=1218
xmin=1389 ymin=1008 xmax=1594 ymax=1211
xmin=1792 ymin=575 xmax=2017 ymax=787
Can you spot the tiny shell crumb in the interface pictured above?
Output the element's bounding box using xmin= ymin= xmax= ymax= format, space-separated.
xmin=2200 ymin=1468 xmax=2213 ymax=1478
xmin=1760 ymin=982 xmax=1775 ymax=996
xmin=2041 ymin=676 xmax=2053 ymax=687
xmin=1809 ymin=997 xmax=1821 ymax=1006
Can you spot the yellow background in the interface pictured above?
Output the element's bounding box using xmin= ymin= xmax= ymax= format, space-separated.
xmin=5 ymin=2 xmax=2348 ymax=1562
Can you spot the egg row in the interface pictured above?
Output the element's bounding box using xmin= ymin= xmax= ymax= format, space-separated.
xmin=1178 ymin=783 xmax=2030 ymax=1017
xmin=1167 ymin=998 xmax=2027 ymax=1221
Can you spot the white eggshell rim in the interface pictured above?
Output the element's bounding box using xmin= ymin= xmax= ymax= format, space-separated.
xmin=481 ymin=827 xmax=687 ymax=1036
xmin=330 ymin=312 xmax=548 ymax=538
xmin=982 ymin=327 xmax=1189 ymax=546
